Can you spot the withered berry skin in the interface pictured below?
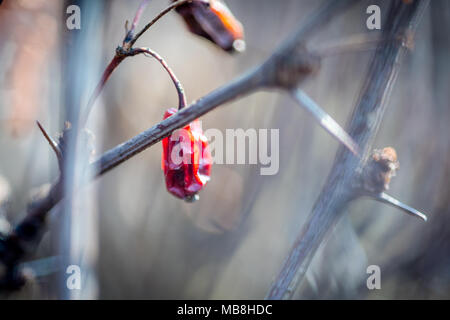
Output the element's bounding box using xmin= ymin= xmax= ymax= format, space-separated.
xmin=173 ymin=0 xmax=245 ymax=52
xmin=161 ymin=108 xmax=212 ymax=201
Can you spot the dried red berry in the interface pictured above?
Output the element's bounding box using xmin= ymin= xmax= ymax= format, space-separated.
xmin=173 ymin=0 xmax=245 ymax=52
xmin=161 ymin=108 xmax=212 ymax=202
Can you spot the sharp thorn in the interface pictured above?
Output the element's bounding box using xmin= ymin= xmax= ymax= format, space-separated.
xmin=373 ymin=192 xmax=428 ymax=222
xmin=291 ymin=89 xmax=360 ymax=156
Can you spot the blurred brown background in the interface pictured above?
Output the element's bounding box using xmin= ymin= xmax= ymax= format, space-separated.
xmin=0 ymin=0 xmax=449 ymax=299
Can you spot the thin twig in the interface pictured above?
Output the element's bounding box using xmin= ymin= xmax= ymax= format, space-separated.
xmin=124 ymin=0 xmax=151 ymax=43
xmin=126 ymin=0 xmax=207 ymax=49
xmin=0 ymin=0 xmax=357 ymax=291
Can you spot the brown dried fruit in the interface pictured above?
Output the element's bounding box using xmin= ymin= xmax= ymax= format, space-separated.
xmin=362 ymin=147 xmax=400 ymax=193
xmin=173 ymin=0 xmax=245 ymax=52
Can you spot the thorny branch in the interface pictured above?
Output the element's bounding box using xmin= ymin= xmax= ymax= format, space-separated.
xmin=0 ymin=0 xmax=428 ymax=294
xmin=266 ymin=0 xmax=430 ymax=300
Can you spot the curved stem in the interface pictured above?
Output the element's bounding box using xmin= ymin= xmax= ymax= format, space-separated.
xmin=131 ymin=47 xmax=187 ymax=109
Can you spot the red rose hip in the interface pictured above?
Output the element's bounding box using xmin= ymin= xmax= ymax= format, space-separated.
xmin=161 ymin=108 xmax=212 ymax=202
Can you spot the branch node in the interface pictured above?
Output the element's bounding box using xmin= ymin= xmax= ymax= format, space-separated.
xmin=131 ymin=47 xmax=187 ymax=110
xmin=360 ymin=147 xmax=399 ymax=193
xmin=356 ymin=147 xmax=427 ymax=221
xmin=264 ymin=45 xmax=321 ymax=89
xmin=57 ymin=122 xmax=96 ymax=166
